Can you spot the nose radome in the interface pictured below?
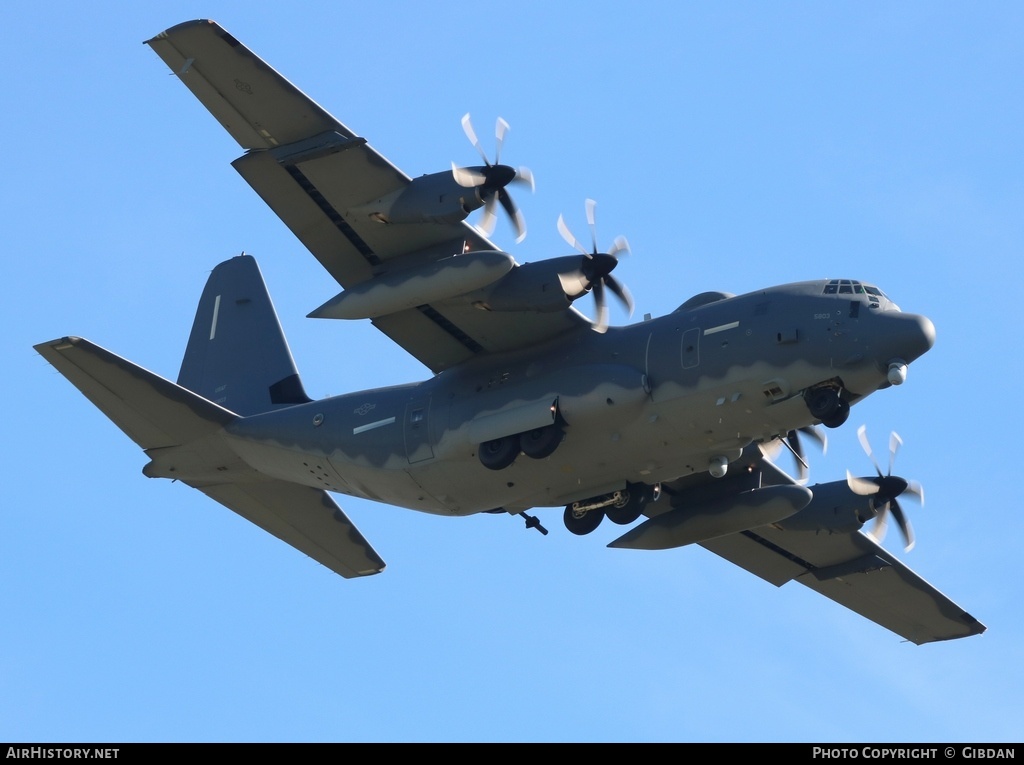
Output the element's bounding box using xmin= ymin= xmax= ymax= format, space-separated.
xmin=896 ymin=312 xmax=936 ymax=362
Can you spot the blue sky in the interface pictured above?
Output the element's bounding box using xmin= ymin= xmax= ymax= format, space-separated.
xmin=4 ymin=1 xmax=1022 ymax=743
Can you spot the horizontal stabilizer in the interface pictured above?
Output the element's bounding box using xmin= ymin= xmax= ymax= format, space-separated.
xmin=199 ymin=481 xmax=385 ymax=578
xmin=34 ymin=336 xmax=234 ymax=449
xmin=35 ymin=335 xmax=385 ymax=578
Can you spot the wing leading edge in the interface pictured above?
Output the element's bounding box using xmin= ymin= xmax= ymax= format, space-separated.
xmin=146 ymin=19 xmax=588 ymax=373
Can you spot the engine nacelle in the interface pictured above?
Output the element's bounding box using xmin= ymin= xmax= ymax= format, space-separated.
xmin=349 ymin=170 xmax=485 ymax=225
xmin=470 ymin=256 xmax=590 ymax=313
xmin=308 ymin=251 xmax=515 ymax=320
xmin=777 ymin=480 xmax=878 ymax=533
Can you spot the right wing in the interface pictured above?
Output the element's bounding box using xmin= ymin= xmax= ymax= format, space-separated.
xmin=146 ymin=19 xmax=588 ymax=373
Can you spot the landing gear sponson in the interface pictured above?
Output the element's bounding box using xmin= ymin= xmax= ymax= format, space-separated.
xmin=478 ymin=423 xmax=564 ymax=470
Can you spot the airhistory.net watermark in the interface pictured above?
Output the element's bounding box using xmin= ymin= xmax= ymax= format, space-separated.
xmin=6 ymin=749 xmax=118 ymax=759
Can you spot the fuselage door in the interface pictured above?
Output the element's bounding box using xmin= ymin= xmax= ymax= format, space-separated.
xmin=682 ymin=327 xmax=701 ymax=369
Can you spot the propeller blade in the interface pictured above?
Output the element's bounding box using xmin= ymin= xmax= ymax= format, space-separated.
xmin=498 ymin=189 xmax=527 ymax=243
xmin=889 ymin=499 xmax=916 ymax=552
xmin=799 ymin=425 xmax=827 ymax=456
xmin=847 ymin=469 xmax=880 ymax=496
xmin=478 ymin=195 xmax=499 ymax=236
xmin=514 ymin=166 xmax=535 ymax=192
xmin=888 ymin=431 xmax=902 ymax=475
xmin=603 ymin=274 xmax=634 ymax=316
xmin=494 ymin=117 xmax=509 ymax=164
xmin=452 ymin=161 xmax=486 ymax=188
xmin=557 ymin=214 xmax=588 ymax=255
xmin=457 ymin=114 xmax=532 ymax=239
xmin=608 ymin=235 xmax=630 ymax=259
xmin=868 ymin=502 xmax=890 ymax=544
xmin=461 ymin=113 xmax=489 ymax=165
xmin=585 ymin=198 xmax=598 ymax=253
xmin=782 ymin=425 xmax=828 ymax=483
xmin=905 ymin=479 xmax=925 ymax=506
xmin=592 ymin=279 xmax=609 ymax=334
xmin=558 ymin=199 xmax=634 ymax=332
xmin=857 ymin=425 xmax=884 ymax=477
xmin=851 ymin=425 xmax=924 ymax=552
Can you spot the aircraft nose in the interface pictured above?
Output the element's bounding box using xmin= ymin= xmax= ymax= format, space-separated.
xmin=888 ymin=312 xmax=936 ymax=362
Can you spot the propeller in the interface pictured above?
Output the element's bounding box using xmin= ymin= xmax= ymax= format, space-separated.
xmin=557 ymin=199 xmax=634 ymax=333
xmin=846 ymin=425 xmax=924 ymax=552
xmin=781 ymin=425 xmax=827 ymax=483
xmin=453 ymin=113 xmax=535 ymax=243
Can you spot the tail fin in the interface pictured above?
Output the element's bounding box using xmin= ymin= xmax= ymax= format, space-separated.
xmin=178 ymin=254 xmax=311 ymax=415
xmin=34 ymin=258 xmax=385 ymax=579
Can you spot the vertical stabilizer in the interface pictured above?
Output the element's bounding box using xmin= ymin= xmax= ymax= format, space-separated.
xmin=178 ymin=255 xmax=311 ymax=415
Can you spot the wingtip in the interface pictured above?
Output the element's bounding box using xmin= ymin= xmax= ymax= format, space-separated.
xmin=34 ymin=336 xmax=81 ymax=353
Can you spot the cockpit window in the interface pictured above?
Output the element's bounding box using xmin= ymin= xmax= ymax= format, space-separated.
xmin=823 ymin=279 xmax=885 ymax=306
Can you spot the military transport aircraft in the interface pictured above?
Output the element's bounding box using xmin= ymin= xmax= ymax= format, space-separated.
xmin=34 ymin=19 xmax=985 ymax=645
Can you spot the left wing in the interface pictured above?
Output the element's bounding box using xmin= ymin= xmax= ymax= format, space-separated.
xmin=626 ymin=443 xmax=986 ymax=644
xmin=146 ymin=19 xmax=587 ymax=373
xmin=699 ymin=522 xmax=985 ymax=645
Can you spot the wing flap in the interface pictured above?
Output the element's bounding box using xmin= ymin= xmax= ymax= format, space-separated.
xmin=197 ymin=480 xmax=385 ymax=578
xmin=232 ymin=133 xmax=498 ymax=282
xmin=696 ymin=530 xmax=803 ymax=586
xmin=368 ymin=300 xmax=589 ymax=373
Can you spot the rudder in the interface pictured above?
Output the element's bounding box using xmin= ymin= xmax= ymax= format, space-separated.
xmin=178 ymin=254 xmax=311 ymax=415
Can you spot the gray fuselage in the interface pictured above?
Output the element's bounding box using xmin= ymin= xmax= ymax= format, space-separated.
xmin=223 ymin=278 xmax=934 ymax=516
